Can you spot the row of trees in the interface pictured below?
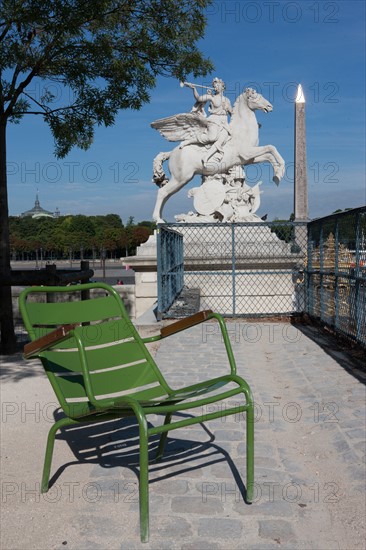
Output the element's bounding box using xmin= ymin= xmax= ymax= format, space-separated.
xmin=9 ymin=214 xmax=155 ymax=260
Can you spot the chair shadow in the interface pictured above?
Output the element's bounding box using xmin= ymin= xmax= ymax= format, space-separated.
xmin=49 ymin=409 xmax=249 ymax=502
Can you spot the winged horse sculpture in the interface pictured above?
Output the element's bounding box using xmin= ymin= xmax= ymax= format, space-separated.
xmin=151 ymin=88 xmax=285 ymax=223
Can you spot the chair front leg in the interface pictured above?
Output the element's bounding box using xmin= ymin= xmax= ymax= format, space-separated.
xmin=41 ymin=417 xmax=77 ymax=493
xmin=245 ymin=402 xmax=255 ymax=503
xmin=136 ymin=412 xmax=150 ymax=542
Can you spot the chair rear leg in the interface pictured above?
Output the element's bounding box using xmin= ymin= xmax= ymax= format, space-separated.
xmin=41 ymin=417 xmax=78 ymax=493
xmin=155 ymin=413 xmax=172 ymax=461
xmin=245 ymin=403 xmax=254 ymax=503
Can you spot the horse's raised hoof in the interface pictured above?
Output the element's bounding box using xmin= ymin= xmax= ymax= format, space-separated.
xmin=273 ymin=176 xmax=280 ymax=186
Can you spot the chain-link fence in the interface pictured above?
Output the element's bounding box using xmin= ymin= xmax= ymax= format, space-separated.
xmin=307 ymin=206 xmax=366 ymax=347
xmin=157 ymin=222 xmax=307 ymax=317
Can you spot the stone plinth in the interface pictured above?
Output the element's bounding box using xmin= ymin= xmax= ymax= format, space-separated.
xmin=184 ymin=269 xmax=304 ymax=315
xmin=122 ymin=232 xmax=158 ymax=318
xmin=123 ymin=227 xmax=305 ymax=318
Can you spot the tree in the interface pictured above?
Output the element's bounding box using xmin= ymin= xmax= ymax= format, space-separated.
xmin=139 ymin=220 xmax=157 ymax=231
xmin=131 ymin=226 xmax=150 ymax=249
xmin=0 ymin=0 xmax=213 ymax=352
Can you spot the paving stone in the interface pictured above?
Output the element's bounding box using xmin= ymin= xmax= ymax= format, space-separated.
xmin=258 ymin=519 xmax=296 ymax=542
xmin=129 ymin=493 xmax=165 ymax=512
xmin=181 ymin=539 xmax=222 ymax=549
xmin=332 ymin=433 xmax=351 ymax=453
xmin=155 ymin=516 xmax=193 ymax=538
xmin=345 ymin=428 xmax=366 ymax=439
xmin=338 ymin=449 xmax=361 ymax=464
xmin=213 ymin=429 xmax=245 ymax=441
xmin=254 ymin=456 xmax=279 ymax=469
xmin=348 ymin=465 xmax=366 ymax=481
xmin=197 ymin=517 xmax=243 ymax=538
xmin=3 ymin=322 xmax=365 ymax=550
xmin=254 ymin=468 xmax=288 ymax=484
xmin=279 ymin=458 xmax=303 ymax=475
xmin=248 ymin=544 xmax=294 ymax=550
xmin=240 ymin=442 xmax=275 ymax=457
xmin=171 ymin=495 xmax=224 ymax=514
xmin=340 ymin=419 xmax=363 ymax=432
xmin=234 ymin=498 xmax=293 ymax=517
xmin=353 ymin=440 xmax=366 ymax=453
xmin=206 ymin=461 xmax=239 ymax=479
xmin=151 ymin=479 xmax=189 ymax=495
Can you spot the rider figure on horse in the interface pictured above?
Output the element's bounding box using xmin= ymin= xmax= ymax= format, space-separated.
xmin=180 ymin=77 xmax=233 ymax=165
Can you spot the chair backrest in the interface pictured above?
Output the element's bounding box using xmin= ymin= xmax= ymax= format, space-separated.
xmin=19 ymin=283 xmax=170 ymax=417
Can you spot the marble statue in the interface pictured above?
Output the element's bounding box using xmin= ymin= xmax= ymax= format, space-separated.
xmin=174 ymin=166 xmax=263 ymax=223
xmin=151 ymin=81 xmax=285 ymax=223
xmin=179 ymin=78 xmax=233 ymax=165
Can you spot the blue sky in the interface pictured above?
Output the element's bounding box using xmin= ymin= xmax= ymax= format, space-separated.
xmin=7 ymin=0 xmax=366 ymax=222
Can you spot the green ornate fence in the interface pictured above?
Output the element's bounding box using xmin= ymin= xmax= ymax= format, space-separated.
xmin=306 ymin=206 xmax=366 ymax=347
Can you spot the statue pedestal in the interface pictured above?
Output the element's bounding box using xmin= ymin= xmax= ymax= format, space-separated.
xmin=177 ymin=224 xmax=293 ymax=263
xmin=178 ymin=225 xmax=303 ymax=315
xmin=122 ymin=232 xmax=158 ymax=319
xmin=123 ymin=225 xmax=305 ymax=317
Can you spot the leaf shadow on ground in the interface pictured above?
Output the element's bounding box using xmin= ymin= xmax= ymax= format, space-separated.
xmin=0 ymin=353 xmax=45 ymax=382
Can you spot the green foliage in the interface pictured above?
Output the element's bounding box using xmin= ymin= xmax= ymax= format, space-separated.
xmin=139 ymin=220 xmax=157 ymax=231
xmin=0 ymin=0 xmax=213 ymax=351
xmin=9 ymin=213 xmax=153 ymax=258
xmin=1 ymin=0 xmax=213 ymax=157
xmin=67 ymin=215 xmax=96 ymax=236
xmin=271 ymin=214 xmax=295 ymax=243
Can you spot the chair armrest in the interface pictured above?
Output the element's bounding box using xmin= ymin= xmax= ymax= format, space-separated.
xmin=23 ymin=323 xmax=78 ymax=359
xmin=160 ymin=310 xmax=213 ymax=338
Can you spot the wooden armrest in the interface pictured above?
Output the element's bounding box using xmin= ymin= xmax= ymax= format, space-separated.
xmin=24 ymin=323 xmax=78 ymax=359
xmin=160 ymin=310 xmax=213 ymax=338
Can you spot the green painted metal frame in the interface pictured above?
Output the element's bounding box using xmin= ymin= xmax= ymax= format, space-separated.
xmin=19 ymin=282 xmax=254 ymax=543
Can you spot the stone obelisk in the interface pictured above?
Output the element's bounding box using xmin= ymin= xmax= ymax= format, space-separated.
xmin=294 ymin=84 xmax=308 ymax=221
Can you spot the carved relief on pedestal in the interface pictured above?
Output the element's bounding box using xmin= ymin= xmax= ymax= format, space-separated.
xmin=175 ymin=166 xmax=263 ymax=223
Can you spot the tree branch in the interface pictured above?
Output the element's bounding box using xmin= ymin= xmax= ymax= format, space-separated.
xmin=0 ymin=22 xmax=11 ymax=43
xmin=7 ymin=65 xmax=22 ymax=101
xmin=17 ymin=103 xmax=81 ymax=116
xmin=4 ymin=28 xmax=65 ymax=118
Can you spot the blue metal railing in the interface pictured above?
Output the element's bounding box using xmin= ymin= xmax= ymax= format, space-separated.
xmin=157 ymin=226 xmax=184 ymax=318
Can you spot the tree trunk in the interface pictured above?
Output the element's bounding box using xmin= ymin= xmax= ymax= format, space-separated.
xmin=0 ymin=118 xmax=16 ymax=354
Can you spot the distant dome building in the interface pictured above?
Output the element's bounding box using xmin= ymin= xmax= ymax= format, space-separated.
xmin=21 ymin=194 xmax=58 ymax=218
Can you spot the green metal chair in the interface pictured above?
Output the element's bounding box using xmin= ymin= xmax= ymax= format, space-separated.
xmin=19 ymin=282 xmax=254 ymax=542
